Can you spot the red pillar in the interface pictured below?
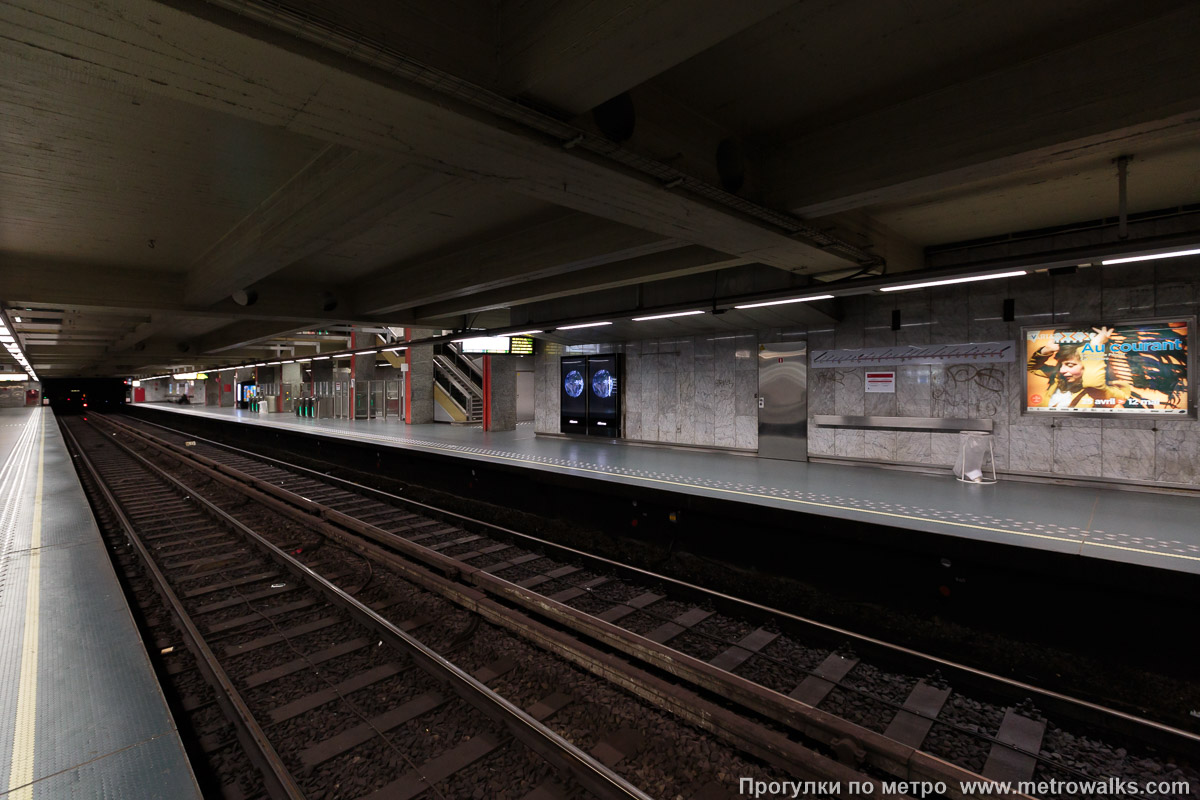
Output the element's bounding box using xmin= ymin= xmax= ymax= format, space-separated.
xmin=482 ymin=355 xmax=492 ymax=431
xmin=404 ymin=328 xmax=412 ymax=424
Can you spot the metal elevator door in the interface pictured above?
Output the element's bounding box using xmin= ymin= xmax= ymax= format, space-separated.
xmin=757 ymin=341 xmax=808 ymax=461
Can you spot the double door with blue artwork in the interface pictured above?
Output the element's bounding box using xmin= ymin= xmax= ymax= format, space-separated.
xmin=559 ymin=355 xmax=621 ymax=437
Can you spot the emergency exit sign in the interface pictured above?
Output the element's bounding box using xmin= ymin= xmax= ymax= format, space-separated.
xmin=865 ymin=371 xmax=895 ymax=393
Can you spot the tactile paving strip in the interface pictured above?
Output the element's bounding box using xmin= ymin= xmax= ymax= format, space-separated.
xmin=0 ymin=409 xmax=201 ymax=799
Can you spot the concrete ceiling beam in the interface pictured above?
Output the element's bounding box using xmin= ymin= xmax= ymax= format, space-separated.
xmin=765 ymin=5 xmax=1200 ymax=219
xmin=0 ymin=0 xmax=850 ymax=272
xmin=354 ymin=212 xmax=688 ymax=315
xmin=0 ymin=256 xmax=416 ymax=326
xmin=410 ymin=245 xmax=748 ymax=319
xmin=498 ymin=0 xmax=796 ymax=114
xmin=184 ymin=147 xmax=457 ymax=306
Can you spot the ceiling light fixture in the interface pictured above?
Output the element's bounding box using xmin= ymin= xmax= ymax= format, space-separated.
xmin=383 ymin=347 xmax=407 ymax=353
xmin=733 ymin=294 xmax=834 ymax=309
xmin=631 ymin=310 xmax=705 ymax=321
xmin=556 ymin=321 xmax=612 ymax=330
xmin=1100 ymin=247 xmax=1200 ymax=265
xmin=878 ymin=271 xmax=1026 ymax=292
xmin=312 ymin=356 xmax=330 ymax=360
xmin=506 ymin=330 xmax=543 ymax=336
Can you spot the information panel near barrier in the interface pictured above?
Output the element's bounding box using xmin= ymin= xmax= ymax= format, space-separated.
xmin=586 ymin=354 xmax=621 ymax=437
xmin=560 ymin=357 xmax=588 ymax=433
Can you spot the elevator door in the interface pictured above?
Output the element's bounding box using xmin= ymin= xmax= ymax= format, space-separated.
xmin=757 ymin=341 xmax=808 ymax=461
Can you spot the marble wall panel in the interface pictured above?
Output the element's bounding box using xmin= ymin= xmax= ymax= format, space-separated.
xmin=804 ymin=266 xmax=1200 ymax=485
xmin=968 ymin=282 xmax=1009 ymax=342
xmin=1101 ymin=427 xmax=1156 ymax=480
xmin=694 ymin=347 xmax=715 ymax=446
xmin=1053 ymin=424 xmax=1103 ymax=477
xmin=676 ymin=339 xmax=697 ymax=445
xmin=1155 ymin=430 xmax=1200 ymax=485
xmin=657 ymin=366 xmax=679 ymax=442
xmin=896 ymin=431 xmax=931 ymax=463
xmin=624 ymin=410 xmax=642 ymax=441
xmin=1008 ymin=423 xmax=1054 ymax=473
xmin=863 ymin=430 xmax=895 ymax=460
xmin=989 ymin=422 xmax=1010 ymax=470
xmin=864 ymin=388 xmax=896 ymax=416
xmin=808 ymin=367 xmax=836 ymax=415
xmin=835 ymin=297 xmax=866 ymax=348
xmin=863 ymin=293 xmax=897 ymax=348
xmin=1152 ymin=257 xmax=1199 ymax=317
xmin=1102 ymin=263 xmax=1157 ymax=318
xmin=1052 ymin=268 xmax=1102 ymax=326
xmin=929 ymin=286 xmax=970 ymax=344
xmin=834 ymin=369 xmax=865 ymax=416
xmin=1010 ymin=270 xmax=1055 ymax=315
xmin=835 ymin=428 xmax=865 ymax=458
xmin=807 ymin=329 xmax=836 ymax=350
xmin=714 ymin=337 xmax=738 ymax=447
xmin=735 ymin=415 xmax=758 ymax=450
xmin=896 ymin=365 xmax=931 ymax=417
xmin=533 ymin=353 xmax=558 ymax=434
xmin=931 ymin=432 xmax=960 ymax=467
xmin=930 ymin=365 xmax=969 ymax=418
xmin=966 ymin=363 xmax=1008 ymax=420
xmin=807 ymin=425 xmax=835 ymax=457
xmin=895 ymin=294 xmax=932 ymax=347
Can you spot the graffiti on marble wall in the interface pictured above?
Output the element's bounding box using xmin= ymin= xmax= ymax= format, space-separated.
xmin=932 ymin=365 xmax=1006 ymax=417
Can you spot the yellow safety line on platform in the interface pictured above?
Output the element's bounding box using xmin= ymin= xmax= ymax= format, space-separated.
xmin=8 ymin=411 xmax=45 ymax=800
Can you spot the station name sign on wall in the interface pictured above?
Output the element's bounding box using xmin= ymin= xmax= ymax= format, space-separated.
xmin=810 ymin=342 xmax=1016 ymax=368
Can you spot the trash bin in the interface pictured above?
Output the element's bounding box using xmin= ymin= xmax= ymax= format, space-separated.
xmin=954 ymin=431 xmax=996 ymax=484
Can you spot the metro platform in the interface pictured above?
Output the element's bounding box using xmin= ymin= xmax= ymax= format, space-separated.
xmin=131 ymin=402 xmax=1200 ymax=579
xmin=0 ymin=407 xmax=201 ymax=800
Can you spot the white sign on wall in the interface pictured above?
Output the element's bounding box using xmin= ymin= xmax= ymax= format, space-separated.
xmin=865 ymin=371 xmax=895 ymax=393
xmin=810 ymin=341 xmax=1016 ymax=368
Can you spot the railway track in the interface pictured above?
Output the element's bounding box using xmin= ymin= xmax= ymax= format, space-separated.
xmin=64 ymin=412 xmax=897 ymax=800
xmin=82 ymin=413 xmax=1200 ymax=800
xmin=63 ymin=417 xmax=679 ymax=800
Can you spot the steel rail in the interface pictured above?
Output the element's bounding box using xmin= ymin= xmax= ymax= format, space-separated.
xmin=60 ymin=418 xmax=307 ymax=800
xmin=103 ymin=413 xmax=1019 ymax=799
xmin=123 ymin=410 xmax=1200 ymax=754
xmin=89 ymin=415 xmax=655 ymax=800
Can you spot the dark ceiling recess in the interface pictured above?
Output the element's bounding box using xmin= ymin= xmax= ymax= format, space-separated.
xmin=592 ymin=92 xmax=636 ymax=143
xmin=321 ymin=292 xmax=339 ymax=312
xmin=715 ymin=139 xmax=745 ymax=193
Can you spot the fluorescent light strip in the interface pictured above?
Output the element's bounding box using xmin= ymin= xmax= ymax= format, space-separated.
xmin=556 ymin=321 xmax=612 ymax=330
xmin=507 ymin=330 xmax=542 ymax=336
xmin=1101 ymin=248 xmax=1200 ymax=265
xmin=357 ymin=349 xmax=378 ymax=355
xmin=631 ymin=310 xmax=705 ymax=321
xmin=312 ymin=356 xmax=330 ymax=360
xmin=734 ymin=294 xmax=834 ymax=309
xmin=878 ymin=270 xmax=1027 ymax=293
xmin=383 ymin=347 xmax=406 ymax=353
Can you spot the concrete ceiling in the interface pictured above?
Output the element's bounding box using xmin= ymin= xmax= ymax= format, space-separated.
xmin=1 ymin=0 xmax=1197 ymax=378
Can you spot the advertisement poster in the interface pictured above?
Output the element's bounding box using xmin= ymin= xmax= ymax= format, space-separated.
xmin=1023 ymin=319 xmax=1191 ymax=415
